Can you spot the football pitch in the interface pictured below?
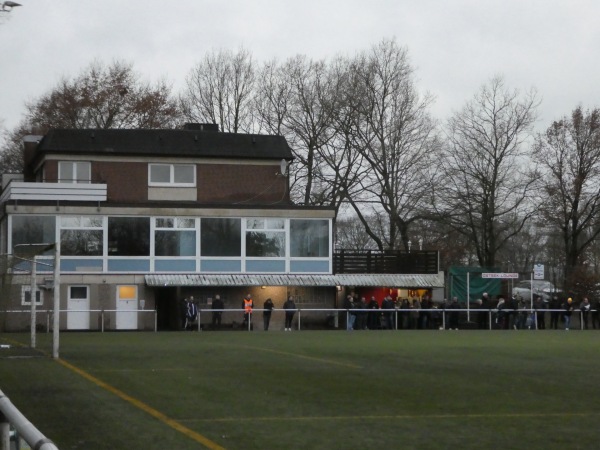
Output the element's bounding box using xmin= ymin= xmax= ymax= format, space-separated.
xmin=1 ymin=330 xmax=599 ymax=450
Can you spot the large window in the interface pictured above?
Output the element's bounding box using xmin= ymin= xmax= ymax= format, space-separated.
xmin=290 ymin=219 xmax=329 ymax=257
xmin=149 ymin=164 xmax=195 ymax=186
xmin=108 ymin=217 xmax=150 ymax=256
xmin=11 ymin=215 xmax=55 ymax=255
xmin=201 ymin=218 xmax=241 ymax=256
xmin=60 ymin=216 xmax=103 ymax=256
xmin=246 ymin=218 xmax=285 ymax=257
xmin=154 ymin=218 xmax=196 ymax=256
xmin=58 ymin=161 xmax=91 ymax=183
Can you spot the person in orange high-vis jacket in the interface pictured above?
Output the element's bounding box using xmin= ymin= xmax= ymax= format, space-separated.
xmin=242 ymin=294 xmax=254 ymax=330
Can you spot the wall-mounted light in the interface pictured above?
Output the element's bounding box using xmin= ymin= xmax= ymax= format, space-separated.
xmin=261 ymin=286 xmax=266 ymax=289
xmin=336 ymin=285 xmax=342 ymax=291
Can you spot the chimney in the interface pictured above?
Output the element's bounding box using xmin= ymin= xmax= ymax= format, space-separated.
xmin=23 ymin=135 xmax=43 ymax=181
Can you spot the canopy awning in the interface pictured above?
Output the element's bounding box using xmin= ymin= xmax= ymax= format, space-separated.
xmin=145 ymin=273 xmax=445 ymax=288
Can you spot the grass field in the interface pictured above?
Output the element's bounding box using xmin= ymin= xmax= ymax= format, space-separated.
xmin=1 ymin=329 xmax=599 ymax=450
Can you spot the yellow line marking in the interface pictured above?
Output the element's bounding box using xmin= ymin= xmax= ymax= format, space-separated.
xmin=180 ymin=412 xmax=600 ymax=423
xmin=231 ymin=344 xmax=363 ymax=369
xmin=56 ymin=358 xmax=225 ymax=450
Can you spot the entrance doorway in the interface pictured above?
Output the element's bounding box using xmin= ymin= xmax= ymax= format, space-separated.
xmin=116 ymin=285 xmax=138 ymax=330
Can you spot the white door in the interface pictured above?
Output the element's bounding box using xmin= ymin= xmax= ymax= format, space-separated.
xmin=116 ymin=285 xmax=138 ymax=330
xmin=67 ymin=286 xmax=90 ymax=330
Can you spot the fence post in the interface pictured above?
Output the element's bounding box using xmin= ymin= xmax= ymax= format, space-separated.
xmin=101 ymin=310 xmax=104 ymax=333
xmin=198 ymin=310 xmax=201 ymax=332
xmin=0 ymin=412 xmax=9 ymax=450
xmin=298 ymin=309 xmax=301 ymax=331
xmin=488 ymin=310 xmax=492 ymax=330
xmin=154 ymin=310 xmax=157 ymax=332
xmin=394 ymin=309 xmax=398 ymax=330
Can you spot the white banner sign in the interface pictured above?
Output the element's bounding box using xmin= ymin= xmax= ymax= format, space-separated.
xmin=533 ymin=264 xmax=544 ymax=280
xmin=481 ymin=273 xmax=519 ymax=279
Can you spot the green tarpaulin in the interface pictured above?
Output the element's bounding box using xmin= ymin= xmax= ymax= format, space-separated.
xmin=448 ymin=266 xmax=502 ymax=304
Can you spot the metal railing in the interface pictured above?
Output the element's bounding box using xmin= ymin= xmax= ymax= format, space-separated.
xmin=0 ymin=389 xmax=59 ymax=450
xmin=1 ymin=308 xmax=596 ymax=332
xmin=1 ymin=310 xmax=158 ymax=332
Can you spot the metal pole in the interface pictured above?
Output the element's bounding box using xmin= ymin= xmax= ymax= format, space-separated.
xmin=154 ymin=310 xmax=157 ymax=332
xmin=530 ymin=272 xmax=534 ymax=310
xmin=51 ymin=242 xmax=60 ymax=359
xmin=298 ymin=309 xmax=301 ymax=331
xmin=30 ymin=255 xmax=37 ymax=349
xmin=466 ymin=272 xmax=470 ymax=322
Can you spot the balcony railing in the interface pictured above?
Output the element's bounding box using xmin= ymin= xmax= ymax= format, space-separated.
xmin=0 ymin=181 xmax=107 ymax=203
xmin=333 ymin=249 xmax=439 ymax=274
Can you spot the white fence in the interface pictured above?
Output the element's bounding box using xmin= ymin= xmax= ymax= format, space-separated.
xmin=0 ymin=389 xmax=59 ymax=450
xmin=1 ymin=308 xmax=597 ymax=332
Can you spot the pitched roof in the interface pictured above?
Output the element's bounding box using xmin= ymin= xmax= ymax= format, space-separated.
xmin=36 ymin=128 xmax=294 ymax=160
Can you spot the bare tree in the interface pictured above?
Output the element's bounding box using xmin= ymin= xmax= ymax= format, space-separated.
xmin=25 ymin=60 xmax=181 ymax=130
xmin=344 ymin=39 xmax=440 ymax=251
xmin=436 ymin=76 xmax=539 ymax=268
xmin=532 ymin=106 xmax=600 ymax=281
xmin=181 ymin=47 xmax=255 ymax=133
xmin=0 ymin=60 xmax=181 ymax=173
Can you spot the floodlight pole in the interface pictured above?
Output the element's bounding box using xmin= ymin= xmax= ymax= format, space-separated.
xmin=52 ymin=241 xmax=60 ymax=359
xmin=30 ymin=255 xmax=37 ymax=348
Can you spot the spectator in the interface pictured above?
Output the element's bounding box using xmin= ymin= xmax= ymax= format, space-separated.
xmin=212 ymin=294 xmax=224 ymax=330
xmin=496 ymin=297 xmax=506 ymax=329
xmin=563 ymin=297 xmax=574 ymax=330
xmin=356 ymin=297 xmax=368 ymax=330
xmin=478 ymin=293 xmax=490 ymax=329
xmin=448 ymin=297 xmax=460 ymax=330
xmin=283 ymin=295 xmax=296 ymax=331
xmin=535 ymin=296 xmax=546 ymax=330
xmin=367 ymin=296 xmax=380 ymax=330
xmin=549 ymin=295 xmax=560 ymax=329
xmin=580 ymin=297 xmax=591 ymax=330
xmin=263 ymin=298 xmax=274 ymax=331
xmin=242 ymin=294 xmax=254 ymax=330
xmin=344 ymin=295 xmax=356 ymax=331
xmin=184 ymin=296 xmax=198 ymax=331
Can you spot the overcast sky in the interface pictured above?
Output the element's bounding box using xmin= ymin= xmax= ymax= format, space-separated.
xmin=1 ymin=0 xmax=598 ymax=132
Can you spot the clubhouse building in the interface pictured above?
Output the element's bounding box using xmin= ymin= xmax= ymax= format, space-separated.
xmin=0 ymin=124 xmax=443 ymax=331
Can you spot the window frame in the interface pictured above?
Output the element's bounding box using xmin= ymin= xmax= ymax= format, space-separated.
xmin=148 ymin=164 xmax=196 ymax=187
xmin=58 ymin=161 xmax=91 ymax=184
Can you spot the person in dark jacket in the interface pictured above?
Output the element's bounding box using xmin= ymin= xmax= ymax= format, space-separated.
xmin=212 ymin=294 xmax=224 ymax=330
xmin=283 ymin=295 xmax=296 ymax=331
xmin=549 ymin=295 xmax=560 ymax=329
xmin=448 ymin=297 xmax=460 ymax=330
xmin=263 ymin=298 xmax=274 ymax=331
xmin=367 ymin=296 xmax=380 ymax=330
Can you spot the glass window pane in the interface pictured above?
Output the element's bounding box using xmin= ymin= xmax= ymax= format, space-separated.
xmin=266 ymin=219 xmax=285 ymax=229
xmin=155 ymin=230 xmax=196 ymax=256
xmin=246 ymin=231 xmax=285 ymax=257
xmin=201 ymin=218 xmax=241 ymax=256
xmin=76 ymin=162 xmax=91 ymax=184
xmin=108 ymin=217 xmax=150 ymax=256
xmin=61 ymin=230 xmax=103 ymax=256
xmin=61 ymin=216 xmax=102 ymax=228
xmin=246 ymin=219 xmax=264 ymax=230
xmin=70 ymin=286 xmax=88 ymax=299
xmin=174 ymin=165 xmax=195 ymax=183
xmin=11 ymin=216 xmax=56 ymax=255
xmin=150 ymin=165 xmax=170 ymax=183
xmin=59 ymin=162 xmax=74 ymax=183
xmin=290 ymin=220 xmax=329 ymax=257
xmin=177 ymin=218 xmax=195 ymax=229
xmin=155 ymin=218 xmax=174 ymax=228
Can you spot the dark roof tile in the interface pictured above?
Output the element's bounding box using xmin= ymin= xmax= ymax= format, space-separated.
xmin=37 ymin=128 xmax=293 ymax=160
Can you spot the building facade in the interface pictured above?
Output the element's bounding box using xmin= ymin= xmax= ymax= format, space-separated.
xmin=0 ymin=124 xmax=444 ymax=332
